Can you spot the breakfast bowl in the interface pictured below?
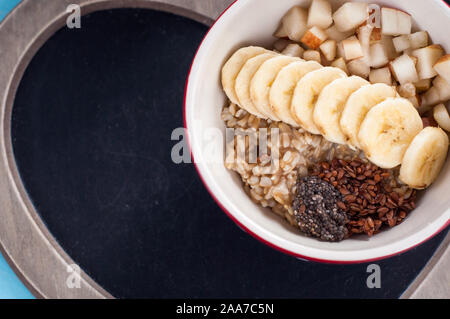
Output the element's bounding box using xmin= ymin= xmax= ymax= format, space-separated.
xmin=184 ymin=0 xmax=450 ymax=263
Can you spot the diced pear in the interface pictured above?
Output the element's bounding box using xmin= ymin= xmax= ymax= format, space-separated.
xmin=342 ymin=36 xmax=364 ymax=60
xmin=381 ymin=8 xmax=399 ymax=35
xmin=433 ymin=76 xmax=450 ymax=102
xmin=325 ymin=24 xmax=354 ymax=42
xmin=331 ymin=57 xmax=349 ymax=74
xmin=370 ymin=43 xmax=390 ymax=68
xmin=307 ymin=0 xmax=333 ymax=29
xmin=347 ymin=58 xmax=370 ymax=78
xmin=409 ymin=31 xmax=429 ymax=49
xmin=434 ymin=55 xmax=450 ymax=84
xmin=381 ymin=7 xmax=412 ymax=36
xmin=433 ymin=103 xmax=450 ymax=132
xmin=411 ymin=45 xmax=445 ymax=79
xmin=303 ymin=50 xmax=321 ymax=63
xmin=301 ymin=26 xmax=328 ymax=49
xmin=398 ymin=83 xmax=416 ymax=98
xmin=389 ymin=54 xmax=419 ymax=84
xmin=281 ymin=6 xmax=309 ymax=42
xmin=369 ymin=67 xmax=392 ymax=85
xmin=282 ymin=43 xmax=305 ymax=58
xmin=319 ymin=39 xmax=337 ymax=61
xmin=393 ymin=35 xmax=411 ymax=52
xmin=333 ymin=3 xmax=369 ymax=32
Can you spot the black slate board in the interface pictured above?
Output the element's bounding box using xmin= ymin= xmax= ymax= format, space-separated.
xmin=11 ymin=8 xmax=449 ymax=298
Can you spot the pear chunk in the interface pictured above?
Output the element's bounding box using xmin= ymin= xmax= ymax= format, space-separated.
xmin=348 ymin=58 xmax=370 ymax=79
xmin=333 ymin=3 xmax=369 ymax=32
xmin=280 ymin=6 xmax=309 ymax=42
xmin=302 ymin=26 xmax=328 ymax=49
xmin=369 ymin=67 xmax=392 ymax=85
xmin=434 ymin=55 xmax=450 ymax=84
xmin=342 ymin=36 xmax=363 ymax=60
xmin=331 ymin=57 xmax=349 ymax=74
xmin=320 ymin=40 xmax=337 ymax=61
xmin=389 ymin=54 xmax=419 ymax=84
xmin=411 ymin=45 xmax=444 ymax=80
xmin=381 ymin=7 xmax=412 ymax=36
xmin=282 ymin=44 xmax=305 ymax=58
xmin=303 ymin=50 xmax=321 ymax=63
xmin=307 ymin=0 xmax=333 ymax=29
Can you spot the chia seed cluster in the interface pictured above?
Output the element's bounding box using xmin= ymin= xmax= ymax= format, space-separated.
xmin=293 ymin=176 xmax=349 ymax=242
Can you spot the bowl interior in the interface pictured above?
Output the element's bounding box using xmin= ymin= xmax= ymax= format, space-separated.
xmin=185 ymin=0 xmax=450 ymax=261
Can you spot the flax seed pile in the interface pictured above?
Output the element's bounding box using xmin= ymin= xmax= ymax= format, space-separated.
xmin=223 ymin=103 xmax=417 ymax=242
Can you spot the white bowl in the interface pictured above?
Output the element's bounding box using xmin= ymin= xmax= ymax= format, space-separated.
xmin=185 ymin=0 xmax=450 ymax=263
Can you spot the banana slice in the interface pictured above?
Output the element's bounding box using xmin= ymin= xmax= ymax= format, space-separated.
xmin=340 ymin=83 xmax=398 ymax=149
xmin=250 ymin=55 xmax=301 ymax=121
xmin=235 ymin=52 xmax=277 ymax=118
xmin=291 ymin=67 xmax=347 ymax=134
xmin=399 ymin=127 xmax=449 ymax=189
xmin=270 ymin=60 xmax=322 ymax=127
xmin=358 ymin=98 xmax=423 ymax=169
xmin=313 ymin=76 xmax=369 ymax=144
xmin=222 ymin=46 xmax=268 ymax=105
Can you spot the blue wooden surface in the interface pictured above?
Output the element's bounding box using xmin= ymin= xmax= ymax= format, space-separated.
xmin=0 ymin=0 xmax=20 ymax=21
xmin=0 ymin=0 xmax=34 ymax=299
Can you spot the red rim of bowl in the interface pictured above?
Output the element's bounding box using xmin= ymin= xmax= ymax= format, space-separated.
xmin=183 ymin=0 xmax=450 ymax=264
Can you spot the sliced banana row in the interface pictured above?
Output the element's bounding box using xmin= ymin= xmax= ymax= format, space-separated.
xmin=221 ymin=46 xmax=449 ymax=189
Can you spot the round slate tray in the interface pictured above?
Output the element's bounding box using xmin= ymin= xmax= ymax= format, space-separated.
xmin=0 ymin=0 xmax=449 ymax=299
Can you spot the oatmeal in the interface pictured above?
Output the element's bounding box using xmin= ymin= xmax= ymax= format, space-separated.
xmin=223 ymin=103 xmax=358 ymax=229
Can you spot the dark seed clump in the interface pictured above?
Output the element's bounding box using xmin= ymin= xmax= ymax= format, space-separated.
xmin=311 ymin=159 xmax=417 ymax=237
xmin=293 ymin=176 xmax=349 ymax=242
